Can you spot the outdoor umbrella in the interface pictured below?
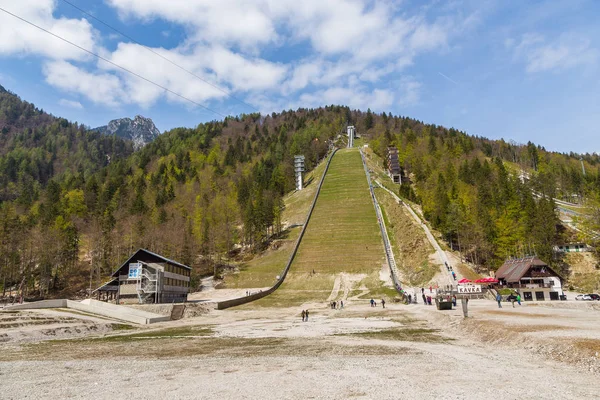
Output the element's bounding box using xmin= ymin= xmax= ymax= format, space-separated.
xmin=457 ymin=278 xmax=472 ymax=284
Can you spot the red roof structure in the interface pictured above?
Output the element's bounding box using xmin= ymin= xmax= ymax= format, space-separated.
xmin=495 ymin=256 xmax=559 ymax=283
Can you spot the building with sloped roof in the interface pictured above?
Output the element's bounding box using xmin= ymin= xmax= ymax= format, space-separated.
xmin=95 ymin=249 xmax=191 ymax=304
xmin=495 ymin=256 xmax=563 ymax=301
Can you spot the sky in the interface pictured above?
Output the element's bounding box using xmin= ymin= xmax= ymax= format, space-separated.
xmin=0 ymin=0 xmax=598 ymax=154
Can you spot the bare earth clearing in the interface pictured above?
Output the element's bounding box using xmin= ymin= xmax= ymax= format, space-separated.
xmin=1 ymin=298 xmax=599 ymax=399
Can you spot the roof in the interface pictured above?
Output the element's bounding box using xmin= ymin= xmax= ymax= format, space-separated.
xmin=111 ymin=248 xmax=191 ymax=277
xmin=92 ymin=278 xmax=118 ymax=293
xmin=495 ymin=256 xmax=555 ymax=282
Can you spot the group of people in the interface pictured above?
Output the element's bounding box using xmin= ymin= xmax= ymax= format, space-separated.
xmin=445 ymin=262 xmax=457 ymax=281
xmin=300 ymin=309 xmax=310 ymax=321
xmin=369 ymin=298 xmax=385 ymax=308
xmin=330 ymin=300 xmax=343 ymax=309
xmin=496 ymin=293 xmax=521 ymax=308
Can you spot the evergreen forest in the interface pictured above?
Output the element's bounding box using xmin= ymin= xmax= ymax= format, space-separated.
xmin=1 ymin=85 xmax=599 ymax=299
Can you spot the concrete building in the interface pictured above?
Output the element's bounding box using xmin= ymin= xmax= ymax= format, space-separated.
xmin=96 ymin=249 xmax=191 ymax=304
xmin=495 ymin=256 xmax=563 ymax=301
xmin=554 ymin=243 xmax=592 ymax=253
xmin=387 ymin=147 xmax=401 ymax=184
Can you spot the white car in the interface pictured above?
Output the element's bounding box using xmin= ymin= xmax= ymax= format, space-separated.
xmin=575 ymin=294 xmax=592 ymax=301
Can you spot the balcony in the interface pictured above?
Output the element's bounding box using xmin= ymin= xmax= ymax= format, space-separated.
xmin=507 ymin=283 xmax=553 ymax=289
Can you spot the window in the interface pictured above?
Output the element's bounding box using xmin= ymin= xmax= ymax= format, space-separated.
xmin=549 ymin=292 xmax=559 ymax=301
xmin=523 ymin=292 xmax=533 ymax=301
xmin=535 ymin=291 xmax=545 ymax=301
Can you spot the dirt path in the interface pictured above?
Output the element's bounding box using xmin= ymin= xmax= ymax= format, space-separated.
xmin=2 ymin=299 xmax=599 ymax=399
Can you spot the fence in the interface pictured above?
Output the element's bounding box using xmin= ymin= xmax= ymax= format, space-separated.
xmin=359 ymin=149 xmax=403 ymax=294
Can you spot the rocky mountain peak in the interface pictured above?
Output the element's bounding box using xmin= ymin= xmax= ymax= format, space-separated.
xmin=94 ymin=115 xmax=160 ymax=150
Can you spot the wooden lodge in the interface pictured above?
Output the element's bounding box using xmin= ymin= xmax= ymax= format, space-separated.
xmin=95 ymin=249 xmax=191 ymax=304
xmin=495 ymin=256 xmax=563 ymax=301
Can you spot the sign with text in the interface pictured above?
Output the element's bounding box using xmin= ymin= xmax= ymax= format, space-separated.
xmin=128 ymin=263 xmax=141 ymax=279
xmin=457 ymin=285 xmax=482 ymax=294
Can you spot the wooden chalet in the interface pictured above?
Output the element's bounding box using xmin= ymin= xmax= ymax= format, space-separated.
xmin=96 ymin=249 xmax=191 ymax=304
xmin=495 ymin=256 xmax=563 ymax=301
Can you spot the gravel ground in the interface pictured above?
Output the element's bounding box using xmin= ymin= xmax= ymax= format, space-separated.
xmin=1 ymin=350 xmax=597 ymax=400
xmin=1 ymin=299 xmax=599 ymax=399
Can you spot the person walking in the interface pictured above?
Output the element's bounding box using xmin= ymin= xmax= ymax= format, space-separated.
xmin=370 ymin=298 xmax=375 ymax=307
xmin=516 ymin=294 xmax=521 ymax=306
xmin=381 ymin=299 xmax=386 ymax=309
xmin=422 ymin=293 xmax=427 ymax=304
xmin=452 ymin=295 xmax=457 ymax=307
xmin=496 ymin=293 xmax=503 ymax=308
xmin=510 ymin=294 xmax=516 ymax=308
xmin=421 ymin=287 xmax=425 ymax=295
xmin=301 ymin=310 xmax=306 ymax=322
xmin=305 ymin=310 xmax=309 ymax=321
xmin=429 ymin=286 xmax=432 ymax=293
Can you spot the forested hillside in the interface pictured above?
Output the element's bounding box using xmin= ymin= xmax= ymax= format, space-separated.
xmin=0 ymin=87 xmax=133 ymax=205
xmin=1 ymin=87 xmax=598 ymax=299
xmin=364 ymin=109 xmax=600 ymax=272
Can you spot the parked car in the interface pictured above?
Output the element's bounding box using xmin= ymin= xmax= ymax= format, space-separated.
xmin=587 ymin=293 xmax=600 ymax=301
xmin=576 ymin=294 xmax=592 ymax=301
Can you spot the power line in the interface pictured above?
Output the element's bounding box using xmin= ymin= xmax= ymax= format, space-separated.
xmin=0 ymin=6 xmax=228 ymax=119
xmin=60 ymin=0 xmax=258 ymax=113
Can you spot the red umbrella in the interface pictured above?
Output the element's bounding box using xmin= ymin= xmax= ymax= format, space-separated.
xmin=475 ymin=277 xmax=499 ymax=284
xmin=458 ymin=278 xmax=472 ymax=284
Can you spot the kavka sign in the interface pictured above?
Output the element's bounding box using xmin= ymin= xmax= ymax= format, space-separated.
xmin=457 ymin=285 xmax=482 ymax=294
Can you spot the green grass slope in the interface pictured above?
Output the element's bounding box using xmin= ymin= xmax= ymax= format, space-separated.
xmin=257 ymin=148 xmax=387 ymax=306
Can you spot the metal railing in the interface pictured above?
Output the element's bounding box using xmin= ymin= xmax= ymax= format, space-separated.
xmin=359 ymin=149 xmax=403 ymax=293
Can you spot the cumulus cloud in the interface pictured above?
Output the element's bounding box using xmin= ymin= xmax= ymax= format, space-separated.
xmin=513 ymin=33 xmax=598 ymax=73
xmin=0 ymin=0 xmax=468 ymax=113
xmin=107 ymin=0 xmax=277 ymax=49
xmin=58 ymin=99 xmax=84 ymax=109
xmin=44 ymin=60 xmax=126 ymax=107
xmin=0 ymin=0 xmax=97 ymax=61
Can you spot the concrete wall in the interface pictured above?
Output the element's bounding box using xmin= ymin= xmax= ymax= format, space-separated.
xmin=4 ymin=298 xmax=169 ymax=324
xmin=215 ymin=149 xmax=339 ymax=310
xmin=4 ymin=299 xmax=67 ymax=310
xmin=70 ymin=299 xmax=170 ymax=324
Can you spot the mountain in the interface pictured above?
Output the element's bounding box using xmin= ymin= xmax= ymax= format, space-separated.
xmin=0 ymin=86 xmax=133 ymax=204
xmin=94 ymin=115 xmax=160 ymax=150
xmin=1 ymin=86 xmax=600 ymax=298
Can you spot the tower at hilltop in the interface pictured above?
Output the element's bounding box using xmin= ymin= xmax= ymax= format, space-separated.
xmin=347 ymin=125 xmax=355 ymax=148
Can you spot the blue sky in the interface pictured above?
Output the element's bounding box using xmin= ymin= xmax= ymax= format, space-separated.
xmin=0 ymin=0 xmax=598 ymax=153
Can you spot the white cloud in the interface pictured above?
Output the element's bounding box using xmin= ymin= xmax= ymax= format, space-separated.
xmin=0 ymin=0 xmax=97 ymax=61
xmin=396 ymin=78 xmax=421 ymax=107
xmin=107 ymin=0 xmax=277 ymax=49
xmin=0 ymin=0 xmax=470 ymax=114
xmin=58 ymin=98 xmax=84 ymax=109
xmin=44 ymin=60 xmax=126 ymax=107
xmin=297 ymin=86 xmax=395 ymax=111
xmin=514 ymin=33 xmax=598 ymax=73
